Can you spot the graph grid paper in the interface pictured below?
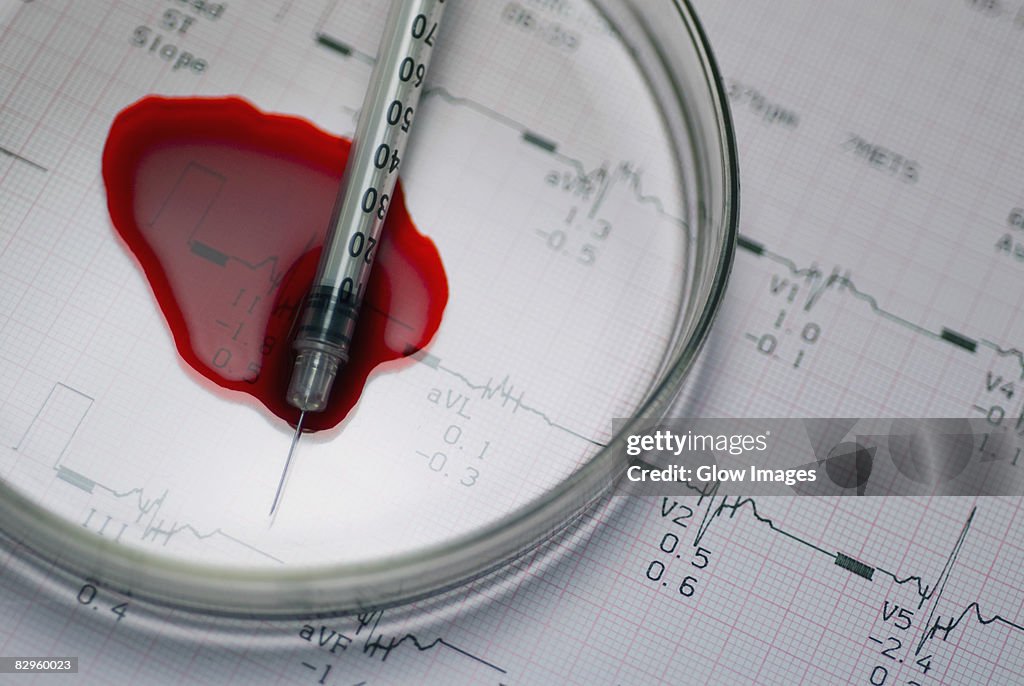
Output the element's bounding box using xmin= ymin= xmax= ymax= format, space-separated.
xmin=1 ymin=0 xmax=1023 ymax=684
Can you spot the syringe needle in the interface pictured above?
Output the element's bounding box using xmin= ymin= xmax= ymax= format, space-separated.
xmin=285 ymin=0 xmax=446 ymax=415
xmin=270 ymin=411 xmax=305 ymax=517
xmin=277 ymin=0 xmax=446 ymax=514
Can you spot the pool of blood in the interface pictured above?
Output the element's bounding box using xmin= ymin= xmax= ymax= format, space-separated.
xmin=101 ymin=97 xmax=447 ymax=431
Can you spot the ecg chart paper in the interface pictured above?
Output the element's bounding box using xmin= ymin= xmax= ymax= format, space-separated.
xmin=2 ymin=0 xmax=1024 ymax=684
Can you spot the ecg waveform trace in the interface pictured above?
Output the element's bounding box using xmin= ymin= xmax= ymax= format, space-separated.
xmin=408 ymin=70 xmax=1022 ymax=386
xmin=3 ymin=0 xmax=1024 ymax=683
xmin=674 ymin=483 xmax=1024 ymax=663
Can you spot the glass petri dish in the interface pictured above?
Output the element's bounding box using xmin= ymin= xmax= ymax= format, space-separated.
xmin=0 ymin=0 xmax=737 ymax=614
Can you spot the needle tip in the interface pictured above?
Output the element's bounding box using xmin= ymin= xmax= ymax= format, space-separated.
xmin=269 ymin=411 xmax=306 ymax=517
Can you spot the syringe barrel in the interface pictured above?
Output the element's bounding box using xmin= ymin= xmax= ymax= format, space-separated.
xmin=288 ymin=0 xmax=447 ymax=413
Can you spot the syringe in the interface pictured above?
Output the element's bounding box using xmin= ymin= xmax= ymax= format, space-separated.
xmin=270 ymin=0 xmax=447 ymax=515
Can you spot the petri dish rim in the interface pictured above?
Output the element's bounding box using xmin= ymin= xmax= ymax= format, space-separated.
xmin=0 ymin=0 xmax=739 ymax=616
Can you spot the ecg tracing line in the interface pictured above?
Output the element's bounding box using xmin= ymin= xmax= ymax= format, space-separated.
xmin=748 ymin=242 xmax=967 ymax=342
xmin=414 ymin=68 xmax=1012 ymax=379
xmin=316 ymin=25 xmax=693 ymax=227
xmin=77 ymin=481 xmax=284 ymax=564
xmin=9 ymin=383 xmax=279 ymax=563
xmin=672 ymin=479 xmax=1024 ymax=657
xmin=11 ymin=383 xmax=93 ymax=460
xmin=743 ymin=239 xmax=1024 ymax=375
xmin=0 ymin=144 xmax=47 ymax=172
xmin=911 ymin=507 xmax=975 ymax=654
xmin=355 ymin=610 xmax=508 ymax=674
xmin=190 ymin=238 xmax=301 ymax=292
xmin=434 ymin=363 xmax=605 ymax=447
xmin=98 ymin=482 xmax=284 ymax=563
xmin=315 ymin=33 xmax=376 ymax=65
xmin=692 ymin=491 xmax=835 ymax=557
xmin=868 ymin=513 xmax=978 ymax=617
xmin=9 ymin=381 xmax=98 ymax=525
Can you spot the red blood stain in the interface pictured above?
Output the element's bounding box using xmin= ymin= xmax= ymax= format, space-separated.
xmin=101 ymin=96 xmax=447 ymax=431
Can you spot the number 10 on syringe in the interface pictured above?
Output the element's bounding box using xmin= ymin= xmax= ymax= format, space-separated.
xmin=273 ymin=0 xmax=447 ymax=515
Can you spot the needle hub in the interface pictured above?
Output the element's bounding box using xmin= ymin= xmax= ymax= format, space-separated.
xmin=287 ymin=348 xmax=344 ymax=413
